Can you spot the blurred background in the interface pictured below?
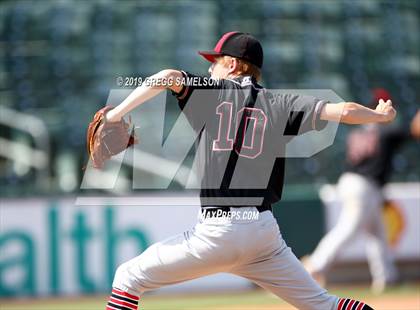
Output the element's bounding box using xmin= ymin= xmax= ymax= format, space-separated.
xmin=1 ymin=0 xmax=419 ymax=196
xmin=0 ymin=0 xmax=419 ymax=309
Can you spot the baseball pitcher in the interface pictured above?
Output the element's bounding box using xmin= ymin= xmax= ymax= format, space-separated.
xmin=88 ymin=32 xmax=396 ymax=310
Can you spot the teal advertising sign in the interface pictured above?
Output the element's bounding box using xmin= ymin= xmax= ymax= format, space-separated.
xmin=0 ymin=200 xmax=150 ymax=297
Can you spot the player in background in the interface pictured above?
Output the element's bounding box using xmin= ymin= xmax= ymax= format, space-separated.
xmin=102 ymin=32 xmax=396 ymax=310
xmin=303 ymin=90 xmax=420 ymax=294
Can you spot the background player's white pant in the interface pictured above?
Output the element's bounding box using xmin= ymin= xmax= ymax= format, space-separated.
xmin=113 ymin=208 xmax=339 ymax=310
xmin=308 ymin=172 xmax=398 ymax=288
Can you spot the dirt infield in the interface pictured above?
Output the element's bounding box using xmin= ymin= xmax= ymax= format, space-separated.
xmin=211 ymin=295 xmax=420 ymax=310
xmin=367 ymin=295 xmax=420 ymax=310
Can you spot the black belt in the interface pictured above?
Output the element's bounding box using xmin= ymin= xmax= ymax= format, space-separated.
xmin=201 ymin=204 xmax=272 ymax=217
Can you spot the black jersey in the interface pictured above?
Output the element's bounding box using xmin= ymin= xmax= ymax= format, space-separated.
xmin=172 ymin=71 xmax=328 ymax=207
xmin=345 ymin=124 xmax=410 ymax=186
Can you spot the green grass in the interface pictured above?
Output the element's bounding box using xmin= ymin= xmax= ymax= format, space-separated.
xmin=0 ymin=290 xmax=280 ymax=310
xmin=1 ymin=284 xmax=419 ymax=310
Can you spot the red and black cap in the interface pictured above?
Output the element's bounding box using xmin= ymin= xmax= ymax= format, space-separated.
xmin=370 ymin=88 xmax=392 ymax=108
xmin=198 ymin=31 xmax=264 ymax=69
xmin=372 ymin=88 xmax=392 ymax=103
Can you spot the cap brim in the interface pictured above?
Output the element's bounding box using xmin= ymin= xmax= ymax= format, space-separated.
xmin=198 ymin=50 xmax=223 ymax=63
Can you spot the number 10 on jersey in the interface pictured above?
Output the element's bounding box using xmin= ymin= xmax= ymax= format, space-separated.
xmin=212 ymin=102 xmax=267 ymax=159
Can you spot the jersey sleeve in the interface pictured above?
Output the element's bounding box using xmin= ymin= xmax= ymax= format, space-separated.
xmin=171 ymin=71 xmax=221 ymax=109
xmin=171 ymin=71 xmax=222 ymax=133
xmin=277 ymin=94 xmax=329 ymax=135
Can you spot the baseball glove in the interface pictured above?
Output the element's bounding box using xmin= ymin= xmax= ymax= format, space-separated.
xmin=87 ymin=106 xmax=137 ymax=169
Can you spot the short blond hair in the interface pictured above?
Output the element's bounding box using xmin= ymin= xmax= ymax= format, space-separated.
xmin=217 ymin=55 xmax=262 ymax=82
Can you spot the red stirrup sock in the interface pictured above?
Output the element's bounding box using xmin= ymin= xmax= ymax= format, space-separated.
xmin=337 ymin=298 xmax=374 ymax=310
xmin=106 ymin=287 xmax=139 ymax=310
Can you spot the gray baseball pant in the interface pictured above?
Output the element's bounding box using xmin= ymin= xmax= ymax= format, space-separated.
xmin=112 ymin=207 xmax=339 ymax=310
